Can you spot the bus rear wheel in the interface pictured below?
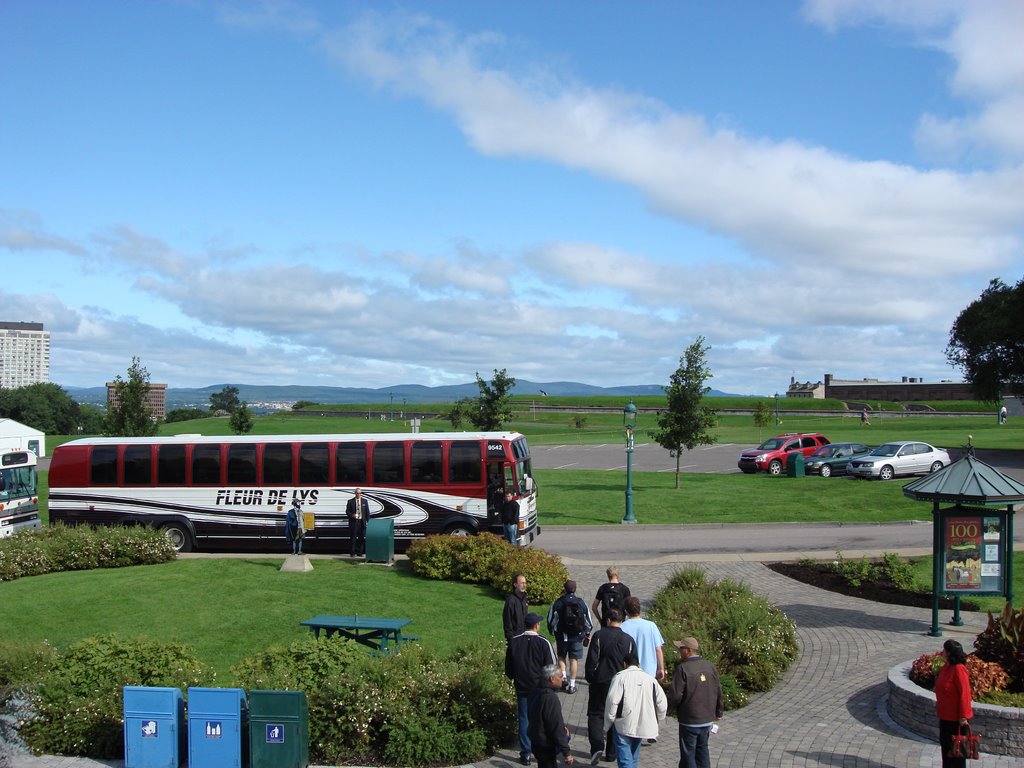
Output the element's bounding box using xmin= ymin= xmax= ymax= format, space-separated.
xmin=444 ymin=523 xmax=473 ymax=537
xmin=161 ymin=523 xmax=193 ymax=553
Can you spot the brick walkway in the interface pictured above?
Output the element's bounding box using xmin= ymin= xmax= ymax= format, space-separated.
xmin=3 ymin=558 xmax=1021 ymax=768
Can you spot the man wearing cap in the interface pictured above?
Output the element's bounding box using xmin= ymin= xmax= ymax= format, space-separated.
xmin=345 ymin=488 xmax=369 ymax=557
xmin=506 ymin=612 xmax=558 ymax=766
xmin=547 ymin=579 xmax=593 ymax=694
xmin=584 ymin=608 xmax=637 ymax=764
xmin=667 ymin=637 xmax=723 ymax=768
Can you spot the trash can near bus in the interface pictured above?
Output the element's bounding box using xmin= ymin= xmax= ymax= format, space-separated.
xmin=365 ymin=517 xmax=395 ymax=564
xmin=187 ymin=687 xmax=247 ymax=768
xmin=123 ymin=686 xmax=186 ymax=768
xmin=248 ymin=689 xmax=309 ymax=768
xmin=787 ymin=452 xmax=805 ymax=477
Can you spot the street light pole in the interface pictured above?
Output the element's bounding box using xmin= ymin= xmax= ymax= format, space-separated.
xmin=774 ymin=392 xmax=780 ymax=426
xmin=389 ymin=392 xmax=394 ymax=422
xmin=622 ymin=401 xmax=637 ymax=524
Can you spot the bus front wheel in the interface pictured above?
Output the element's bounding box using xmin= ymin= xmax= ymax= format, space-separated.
xmin=444 ymin=523 xmax=473 ymax=537
xmin=161 ymin=523 xmax=194 ymax=553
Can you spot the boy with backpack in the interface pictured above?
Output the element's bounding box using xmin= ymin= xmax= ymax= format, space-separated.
xmin=547 ymin=579 xmax=593 ymax=694
xmin=592 ymin=566 xmax=631 ymax=627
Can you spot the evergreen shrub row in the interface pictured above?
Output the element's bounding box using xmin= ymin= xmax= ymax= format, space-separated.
xmin=0 ymin=524 xmax=175 ymax=581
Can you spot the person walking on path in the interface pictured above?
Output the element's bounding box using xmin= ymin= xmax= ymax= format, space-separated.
xmin=603 ymin=652 xmax=667 ymax=768
xmin=592 ymin=566 xmax=631 ymax=628
xmin=504 ymin=573 xmax=529 ymax=644
xmin=620 ymin=597 xmax=665 ymax=682
xmin=502 ymin=490 xmax=521 ymax=545
xmin=666 ymin=637 xmax=723 ymax=768
xmin=585 ymin=608 xmax=637 ymax=765
xmin=934 ymin=639 xmax=974 ymax=768
xmin=345 ymin=488 xmax=369 ymax=556
xmin=547 ymin=579 xmax=593 ymax=694
xmin=506 ymin=613 xmax=558 ymax=766
xmin=284 ymin=498 xmax=305 ymax=554
xmin=529 ymin=663 xmax=575 ymax=768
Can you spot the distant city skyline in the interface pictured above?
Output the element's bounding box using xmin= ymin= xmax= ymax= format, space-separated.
xmin=3 ymin=2 xmax=1021 ymax=395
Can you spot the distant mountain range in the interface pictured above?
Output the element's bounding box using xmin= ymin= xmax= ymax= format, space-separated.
xmin=65 ymin=381 xmax=742 ymax=410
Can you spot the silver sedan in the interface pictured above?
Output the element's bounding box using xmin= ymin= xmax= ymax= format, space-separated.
xmin=847 ymin=441 xmax=951 ymax=480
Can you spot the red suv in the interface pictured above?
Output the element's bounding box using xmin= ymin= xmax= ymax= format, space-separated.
xmin=737 ymin=433 xmax=831 ymax=475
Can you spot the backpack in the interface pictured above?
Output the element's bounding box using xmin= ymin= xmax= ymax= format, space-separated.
xmin=560 ymin=596 xmax=586 ymax=636
xmin=600 ymin=583 xmax=626 ymax=619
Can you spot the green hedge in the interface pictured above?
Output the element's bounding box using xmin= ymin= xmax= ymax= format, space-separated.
xmin=406 ymin=533 xmax=569 ymax=603
xmin=649 ymin=567 xmax=798 ymax=709
xmin=0 ymin=524 xmax=175 ymax=581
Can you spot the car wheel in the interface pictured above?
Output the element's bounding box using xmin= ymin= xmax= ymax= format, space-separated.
xmin=879 ymin=465 xmax=895 ymax=481
xmin=819 ymin=464 xmax=832 ymax=478
xmin=768 ymin=460 xmax=783 ymax=475
xmin=445 ymin=523 xmax=473 ymax=537
xmin=161 ymin=523 xmax=193 ymax=553
xmin=930 ymin=461 xmax=944 ymax=473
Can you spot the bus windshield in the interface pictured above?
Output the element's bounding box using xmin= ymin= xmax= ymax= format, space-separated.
xmin=0 ymin=466 xmax=36 ymax=502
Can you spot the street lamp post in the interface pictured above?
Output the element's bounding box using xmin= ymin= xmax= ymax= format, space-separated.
xmin=622 ymin=402 xmax=638 ymax=524
xmin=389 ymin=392 xmax=394 ymax=422
xmin=774 ymin=393 xmax=780 ymax=426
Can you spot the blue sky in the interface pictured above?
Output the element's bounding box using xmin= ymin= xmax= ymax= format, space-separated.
xmin=2 ymin=0 xmax=1022 ymax=395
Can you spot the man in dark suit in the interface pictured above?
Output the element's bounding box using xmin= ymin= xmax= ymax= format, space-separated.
xmin=346 ymin=487 xmax=369 ymax=556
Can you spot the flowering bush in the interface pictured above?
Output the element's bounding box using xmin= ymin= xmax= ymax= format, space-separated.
xmin=973 ymin=603 xmax=1024 ymax=692
xmin=0 ymin=524 xmax=175 ymax=582
xmin=909 ymin=650 xmax=1009 ymax=700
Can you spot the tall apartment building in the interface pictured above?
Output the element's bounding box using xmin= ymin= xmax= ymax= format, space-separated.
xmin=0 ymin=322 xmax=51 ymax=389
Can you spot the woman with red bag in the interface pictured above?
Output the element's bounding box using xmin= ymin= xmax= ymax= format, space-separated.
xmin=934 ymin=639 xmax=974 ymax=767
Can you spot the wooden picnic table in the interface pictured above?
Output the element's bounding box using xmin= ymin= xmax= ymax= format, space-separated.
xmin=301 ymin=615 xmax=412 ymax=653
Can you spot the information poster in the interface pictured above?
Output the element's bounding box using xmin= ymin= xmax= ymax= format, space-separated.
xmin=943 ymin=514 xmax=1003 ymax=593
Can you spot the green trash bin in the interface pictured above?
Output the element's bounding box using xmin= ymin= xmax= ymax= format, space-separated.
xmin=365 ymin=517 xmax=395 ymax=563
xmin=248 ymin=690 xmax=308 ymax=768
xmin=787 ymin=452 xmax=805 ymax=478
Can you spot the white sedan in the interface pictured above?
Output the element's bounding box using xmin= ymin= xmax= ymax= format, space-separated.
xmin=847 ymin=441 xmax=951 ymax=481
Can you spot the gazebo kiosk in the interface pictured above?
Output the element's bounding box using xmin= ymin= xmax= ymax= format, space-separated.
xmin=903 ymin=454 xmax=1022 ymax=637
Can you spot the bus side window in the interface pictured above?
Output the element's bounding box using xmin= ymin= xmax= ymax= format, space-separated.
xmin=90 ymin=446 xmax=118 ymax=486
xmin=124 ymin=445 xmax=153 ymax=486
xmin=411 ymin=442 xmax=442 ymax=483
xmin=450 ymin=441 xmax=482 ymax=483
xmin=372 ymin=442 xmax=404 ymax=484
xmin=192 ymin=445 xmax=222 ymax=485
xmin=336 ymin=442 xmax=366 ymax=484
xmin=157 ymin=444 xmax=186 ymax=485
xmin=299 ymin=443 xmax=329 ymax=485
xmin=263 ymin=443 xmax=294 ymax=485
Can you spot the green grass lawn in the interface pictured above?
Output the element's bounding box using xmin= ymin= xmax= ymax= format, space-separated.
xmin=0 ymin=558 xmax=505 ymax=681
xmin=536 ymin=469 xmax=931 ymax=525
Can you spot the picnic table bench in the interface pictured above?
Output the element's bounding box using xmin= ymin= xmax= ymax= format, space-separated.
xmin=300 ymin=615 xmax=414 ymax=654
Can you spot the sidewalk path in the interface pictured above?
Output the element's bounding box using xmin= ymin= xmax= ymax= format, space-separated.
xmin=3 ymin=557 xmax=1022 ymax=768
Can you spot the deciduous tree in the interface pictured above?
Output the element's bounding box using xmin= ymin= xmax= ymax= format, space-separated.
xmin=0 ymin=383 xmax=82 ymax=434
xmin=469 ymin=369 xmax=516 ymax=431
xmin=209 ymin=386 xmax=241 ymax=414
xmin=649 ymin=337 xmax=718 ymax=488
xmin=230 ymin=402 xmax=254 ymax=434
xmin=753 ymin=400 xmax=772 ymax=441
xmin=946 ymin=277 xmax=1024 ymax=402
xmin=105 ymin=357 xmax=158 ymax=437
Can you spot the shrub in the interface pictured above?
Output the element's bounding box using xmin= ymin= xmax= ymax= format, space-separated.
xmin=879 ymin=552 xmax=915 ymax=592
xmin=908 ymin=651 xmax=1009 ymax=699
xmin=303 ymin=641 xmax=514 ymax=767
xmin=649 ymin=569 xmax=798 ymax=710
xmin=15 ymin=634 xmax=212 ymax=759
xmin=830 ymin=551 xmax=876 ymax=588
xmin=407 ymin=534 xmax=568 ymax=603
xmin=231 ymin=634 xmax=364 ymax=692
xmin=973 ymin=603 xmax=1024 ymax=692
xmin=0 ymin=524 xmax=175 ymax=582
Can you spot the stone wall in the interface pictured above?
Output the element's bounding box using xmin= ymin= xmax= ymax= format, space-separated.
xmin=887 ymin=660 xmax=1024 ymax=757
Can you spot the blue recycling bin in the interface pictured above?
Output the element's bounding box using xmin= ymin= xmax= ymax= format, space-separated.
xmin=188 ymin=687 xmax=247 ymax=768
xmin=123 ymin=686 xmax=186 ymax=768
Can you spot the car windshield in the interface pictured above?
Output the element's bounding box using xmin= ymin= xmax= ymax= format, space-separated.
xmin=870 ymin=444 xmax=900 ymax=457
xmin=759 ymin=438 xmax=785 ymax=450
xmin=810 ymin=446 xmax=836 ymax=458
